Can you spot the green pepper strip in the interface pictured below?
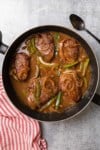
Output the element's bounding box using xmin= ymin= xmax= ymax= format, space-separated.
xmin=82 ymin=58 xmax=89 ymax=76
xmin=83 ymin=77 xmax=87 ymax=88
xmin=64 ymin=61 xmax=79 ymax=69
xmin=55 ymin=91 xmax=62 ymax=110
xmin=31 ymin=80 xmax=41 ymax=106
xmin=54 ymin=32 xmax=60 ymax=51
xmin=26 ymin=38 xmax=36 ymax=54
xmin=35 ymin=80 xmax=41 ymax=102
xmin=79 ymin=61 xmax=84 ymax=72
xmin=39 ymin=96 xmax=57 ymax=112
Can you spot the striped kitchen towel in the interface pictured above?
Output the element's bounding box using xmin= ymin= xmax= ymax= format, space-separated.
xmin=0 ymin=76 xmax=47 ymax=150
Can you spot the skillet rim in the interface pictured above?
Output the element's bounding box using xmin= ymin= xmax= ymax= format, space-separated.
xmin=2 ymin=25 xmax=99 ymax=122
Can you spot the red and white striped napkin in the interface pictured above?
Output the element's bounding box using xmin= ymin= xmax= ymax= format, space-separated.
xmin=0 ymin=77 xmax=47 ymax=150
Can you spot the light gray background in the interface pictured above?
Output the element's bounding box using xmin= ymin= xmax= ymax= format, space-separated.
xmin=0 ymin=0 xmax=100 ymax=150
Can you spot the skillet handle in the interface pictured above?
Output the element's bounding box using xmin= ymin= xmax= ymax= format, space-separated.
xmin=0 ymin=31 xmax=8 ymax=54
xmin=92 ymin=93 xmax=100 ymax=105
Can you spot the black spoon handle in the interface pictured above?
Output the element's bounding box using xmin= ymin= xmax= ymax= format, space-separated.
xmin=85 ymin=28 xmax=100 ymax=43
xmin=92 ymin=93 xmax=100 ymax=105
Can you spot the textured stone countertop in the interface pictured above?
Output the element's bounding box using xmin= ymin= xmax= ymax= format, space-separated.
xmin=0 ymin=0 xmax=100 ymax=150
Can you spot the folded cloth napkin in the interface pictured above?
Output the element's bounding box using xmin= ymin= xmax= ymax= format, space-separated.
xmin=0 ymin=77 xmax=47 ymax=150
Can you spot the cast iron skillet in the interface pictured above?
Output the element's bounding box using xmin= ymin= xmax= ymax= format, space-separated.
xmin=0 ymin=25 xmax=100 ymax=122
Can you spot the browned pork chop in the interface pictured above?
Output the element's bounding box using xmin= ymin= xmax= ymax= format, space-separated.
xmin=59 ymin=70 xmax=83 ymax=102
xmin=27 ymin=76 xmax=59 ymax=109
xmin=10 ymin=53 xmax=30 ymax=81
xmin=59 ymin=39 xmax=79 ymax=63
xmin=35 ymin=32 xmax=54 ymax=62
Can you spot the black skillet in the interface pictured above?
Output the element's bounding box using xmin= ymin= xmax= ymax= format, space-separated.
xmin=0 ymin=25 xmax=100 ymax=122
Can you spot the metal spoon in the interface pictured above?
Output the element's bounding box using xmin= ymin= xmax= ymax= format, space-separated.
xmin=70 ymin=14 xmax=100 ymax=43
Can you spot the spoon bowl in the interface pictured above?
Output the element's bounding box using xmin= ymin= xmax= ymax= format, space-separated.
xmin=70 ymin=14 xmax=85 ymax=30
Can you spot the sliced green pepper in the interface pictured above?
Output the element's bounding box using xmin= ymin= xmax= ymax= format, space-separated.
xmin=39 ymin=96 xmax=57 ymax=112
xmin=55 ymin=91 xmax=62 ymax=110
xmin=79 ymin=61 xmax=84 ymax=72
xmin=34 ymin=80 xmax=41 ymax=102
xmin=82 ymin=58 xmax=89 ymax=76
xmin=54 ymin=32 xmax=60 ymax=51
xmin=64 ymin=61 xmax=79 ymax=69
xmin=26 ymin=38 xmax=36 ymax=54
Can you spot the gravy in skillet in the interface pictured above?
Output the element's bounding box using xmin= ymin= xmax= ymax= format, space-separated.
xmin=9 ymin=32 xmax=91 ymax=113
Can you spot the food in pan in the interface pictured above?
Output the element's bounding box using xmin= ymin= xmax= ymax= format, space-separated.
xmin=9 ymin=32 xmax=91 ymax=113
xmin=10 ymin=53 xmax=30 ymax=81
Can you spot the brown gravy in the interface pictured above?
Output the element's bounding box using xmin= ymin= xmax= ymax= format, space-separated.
xmin=10 ymin=32 xmax=91 ymax=113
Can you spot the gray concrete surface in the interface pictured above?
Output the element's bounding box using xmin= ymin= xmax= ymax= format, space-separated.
xmin=0 ymin=0 xmax=100 ymax=150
